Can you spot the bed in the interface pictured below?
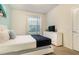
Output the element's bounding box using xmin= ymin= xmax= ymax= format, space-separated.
xmin=0 ymin=35 xmax=53 ymax=55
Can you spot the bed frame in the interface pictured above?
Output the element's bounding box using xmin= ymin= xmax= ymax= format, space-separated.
xmin=1 ymin=45 xmax=53 ymax=55
xmin=22 ymin=45 xmax=53 ymax=55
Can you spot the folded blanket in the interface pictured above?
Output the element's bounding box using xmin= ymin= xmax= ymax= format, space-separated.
xmin=31 ymin=35 xmax=51 ymax=47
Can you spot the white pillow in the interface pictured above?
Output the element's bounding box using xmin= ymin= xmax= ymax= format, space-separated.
xmin=0 ymin=29 xmax=9 ymax=43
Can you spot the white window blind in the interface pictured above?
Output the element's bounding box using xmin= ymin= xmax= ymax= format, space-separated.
xmin=28 ymin=16 xmax=41 ymax=34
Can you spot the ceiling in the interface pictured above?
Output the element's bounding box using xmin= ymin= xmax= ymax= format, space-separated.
xmin=9 ymin=4 xmax=58 ymax=14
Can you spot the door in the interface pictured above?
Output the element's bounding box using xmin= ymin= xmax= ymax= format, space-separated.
xmin=73 ymin=33 xmax=79 ymax=51
xmin=72 ymin=9 xmax=79 ymax=51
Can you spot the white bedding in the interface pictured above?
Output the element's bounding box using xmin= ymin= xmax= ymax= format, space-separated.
xmin=0 ymin=35 xmax=36 ymax=54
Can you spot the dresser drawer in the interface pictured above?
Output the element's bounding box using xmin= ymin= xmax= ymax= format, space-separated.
xmin=43 ymin=32 xmax=57 ymax=40
xmin=43 ymin=31 xmax=62 ymax=46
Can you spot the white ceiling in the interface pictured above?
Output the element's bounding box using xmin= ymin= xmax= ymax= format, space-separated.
xmin=9 ymin=4 xmax=58 ymax=14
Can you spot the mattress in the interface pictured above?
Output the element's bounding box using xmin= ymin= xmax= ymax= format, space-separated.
xmin=0 ymin=35 xmax=36 ymax=54
xmin=0 ymin=35 xmax=52 ymax=54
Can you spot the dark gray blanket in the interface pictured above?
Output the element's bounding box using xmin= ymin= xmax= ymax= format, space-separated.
xmin=31 ymin=35 xmax=51 ymax=47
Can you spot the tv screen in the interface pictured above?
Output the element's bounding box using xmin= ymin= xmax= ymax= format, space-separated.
xmin=48 ymin=26 xmax=55 ymax=32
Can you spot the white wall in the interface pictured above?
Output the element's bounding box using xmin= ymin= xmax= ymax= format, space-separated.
xmin=46 ymin=4 xmax=79 ymax=49
xmin=46 ymin=12 xmax=56 ymax=26
xmin=11 ymin=9 xmax=46 ymax=35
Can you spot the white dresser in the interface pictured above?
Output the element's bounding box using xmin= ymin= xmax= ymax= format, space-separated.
xmin=43 ymin=31 xmax=62 ymax=46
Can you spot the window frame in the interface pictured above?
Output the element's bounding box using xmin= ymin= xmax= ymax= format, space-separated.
xmin=27 ymin=15 xmax=42 ymax=34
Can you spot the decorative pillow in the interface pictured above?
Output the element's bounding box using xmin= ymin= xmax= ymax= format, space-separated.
xmin=0 ymin=30 xmax=9 ymax=43
xmin=9 ymin=30 xmax=16 ymax=39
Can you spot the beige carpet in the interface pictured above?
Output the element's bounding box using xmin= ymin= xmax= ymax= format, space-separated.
xmin=50 ymin=46 xmax=79 ymax=55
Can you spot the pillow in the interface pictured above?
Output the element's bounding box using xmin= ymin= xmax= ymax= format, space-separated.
xmin=9 ymin=30 xmax=16 ymax=39
xmin=0 ymin=30 xmax=9 ymax=43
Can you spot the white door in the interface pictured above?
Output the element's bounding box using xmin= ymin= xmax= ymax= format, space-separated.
xmin=72 ymin=9 xmax=79 ymax=51
xmin=73 ymin=33 xmax=79 ymax=51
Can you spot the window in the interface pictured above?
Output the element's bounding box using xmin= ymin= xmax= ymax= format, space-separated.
xmin=28 ymin=16 xmax=41 ymax=34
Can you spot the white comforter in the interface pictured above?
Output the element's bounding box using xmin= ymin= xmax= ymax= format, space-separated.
xmin=0 ymin=35 xmax=36 ymax=54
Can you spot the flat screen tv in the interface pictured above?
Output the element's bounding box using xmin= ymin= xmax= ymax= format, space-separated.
xmin=48 ymin=26 xmax=55 ymax=32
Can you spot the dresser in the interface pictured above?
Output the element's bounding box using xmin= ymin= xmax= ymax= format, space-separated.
xmin=43 ymin=31 xmax=62 ymax=46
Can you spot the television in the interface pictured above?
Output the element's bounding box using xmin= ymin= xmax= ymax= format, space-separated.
xmin=48 ymin=26 xmax=55 ymax=32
